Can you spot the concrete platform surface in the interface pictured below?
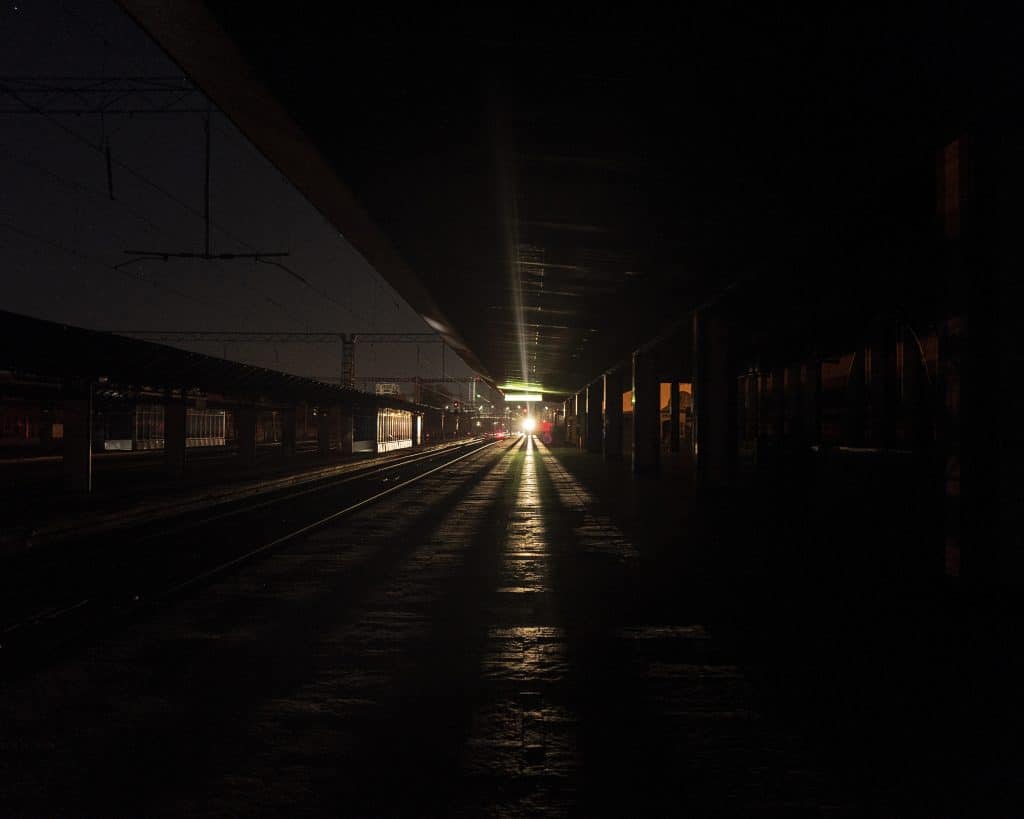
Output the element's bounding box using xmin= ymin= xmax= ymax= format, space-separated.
xmin=0 ymin=436 xmax=959 ymax=816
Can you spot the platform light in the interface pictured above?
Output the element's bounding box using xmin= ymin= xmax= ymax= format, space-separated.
xmin=500 ymin=380 xmax=544 ymax=390
xmin=505 ymin=393 xmax=542 ymax=402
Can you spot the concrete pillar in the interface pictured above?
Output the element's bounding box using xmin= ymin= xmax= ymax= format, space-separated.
xmin=785 ymin=364 xmax=802 ymax=445
xmin=575 ymin=392 xmax=585 ymax=448
xmin=670 ymin=380 xmax=681 ymax=452
xmin=844 ymin=348 xmax=867 ymax=446
xmin=693 ymin=311 xmax=735 ymax=488
xmin=604 ymin=369 xmax=624 ymax=460
xmin=868 ymin=320 xmax=898 ymax=448
xmin=632 ymin=349 xmax=660 ymax=474
xmin=165 ymin=397 xmax=187 ymax=478
xmin=773 ymin=366 xmax=786 ymax=445
xmin=281 ymin=407 xmax=296 ymax=457
xmin=802 ymin=357 xmax=821 ymax=449
xmin=338 ymin=407 xmax=354 ymax=455
xmin=62 ymin=381 xmax=93 ymax=493
xmin=575 ymin=394 xmax=582 ymax=447
xmin=585 ymin=381 xmax=602 ymax=454
xmin=237 ymin=405 xmax=257 ymax=466
xmin=39 ymin=404 xmax=54 ymax=449
xmin=316 ymin=408 xmax=331 ymax=454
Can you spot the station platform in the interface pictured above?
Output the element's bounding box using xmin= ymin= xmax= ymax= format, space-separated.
xmin=0 ymin=437 xmax=1017 ymax=816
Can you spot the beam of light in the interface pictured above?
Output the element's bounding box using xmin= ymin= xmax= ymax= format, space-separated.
xmin=493 ymin=105 xmax=530 ymax=391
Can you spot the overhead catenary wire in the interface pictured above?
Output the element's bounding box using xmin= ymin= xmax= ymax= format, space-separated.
xmin=0 ymin=145 xmax=314 ymax=327
xmin=58 ymin=3 xmax=154 ymax=78
xmin=0 ymin=6 xmax=454 ymax=399
xmin=255 ymin=257 xmax=359 ymax=319
xmin=3 ymin=86 xmax=244 ymax=244
xmin=4 ymin=86 xmax=358 ymax=321
xmin=209 ymin=259 xmax=307 ymax=327
xmin=48 ymin=1 xmax=199 ymax=143
xmin=4 ymin=4 xmax=389 ymax=336
xmin=209 ymin=115 xmax=373 ymax=324
xmin=0 ymin=145 xmax=161 ymax=233
xmin=0 ymin=219 xmax=248 ymax=318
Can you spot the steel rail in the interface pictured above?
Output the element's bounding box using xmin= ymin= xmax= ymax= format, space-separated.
xmin=5 ymin=438 xmax=493 ymax=626
xmin=0 ymin=436 xmax=517 ymax=674
xmin=156 ymin=436 xmax=509 ymax=602
xmin=129 ymin=437 xmax=490 ymax=544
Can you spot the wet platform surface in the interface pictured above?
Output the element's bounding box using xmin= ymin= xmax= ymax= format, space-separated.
xmin=3 ymin=436 xmax=880 ymax=815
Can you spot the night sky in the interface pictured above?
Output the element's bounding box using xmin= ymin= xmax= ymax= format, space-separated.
xmin=0 ymin=0 xmax=473 ymax=390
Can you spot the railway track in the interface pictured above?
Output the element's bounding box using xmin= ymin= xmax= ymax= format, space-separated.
xmin=0 ymin=436 xmax=515 ymax=675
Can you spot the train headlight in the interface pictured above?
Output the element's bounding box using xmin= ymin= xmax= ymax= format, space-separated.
xmin=522 ymin=417 xmax=536 ymax=434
